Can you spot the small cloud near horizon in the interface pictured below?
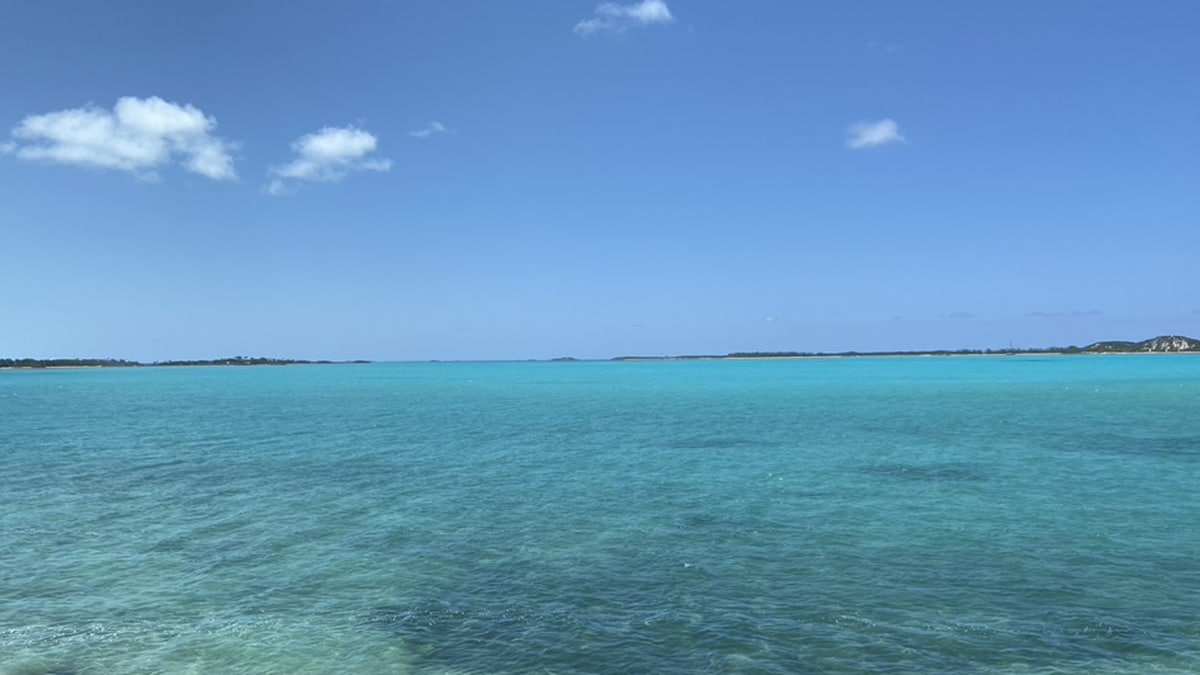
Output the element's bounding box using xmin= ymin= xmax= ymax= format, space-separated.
xmin=266 ymin=126 xmax=391 ymax=196
xmin=4 ymin=96 xmax=237 ymax=181
xmin=846 ymin=119 xmax=905 ymax=150
xmin=575 ymin=0 xmax=674 ymax=36
xmin=408 ymin=121 xmax=447 ymax=139
xmin=1026 ymin=309 xmax=1103 ymax=319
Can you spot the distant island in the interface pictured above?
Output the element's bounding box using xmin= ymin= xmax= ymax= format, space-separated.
xmin=612 ymin=335 xmax=1200 ymax=361
xmin=4 ymin=336 xmax=1198 ymax=369
xmin=0 ymin=356 xmax=371 ymax=369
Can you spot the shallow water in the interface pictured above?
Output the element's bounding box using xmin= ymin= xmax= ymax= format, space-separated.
xmin=2 ymin=356 xmax=1198 ymax=673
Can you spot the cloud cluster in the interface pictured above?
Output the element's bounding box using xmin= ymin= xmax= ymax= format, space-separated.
xmin=846 ymin=119 xmax=905 ymax=150
xmin=574 ymin=0 xmax=674 ymax=36
xmin=408 ymin=121 xmax=447 ymax=139
xmin=3 ymin=96 xmax=237 ymax=180
xmin=266 ymin=126 xmax=391 ymax=196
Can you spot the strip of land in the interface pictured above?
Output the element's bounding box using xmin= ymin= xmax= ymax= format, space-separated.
xmin=4 ymin=335 xmax=1197 ymax=369
xmin=0 ymin=356 xmax=371 ymax=369
xmin=611 ymin=335 xmax=1200 ymax=361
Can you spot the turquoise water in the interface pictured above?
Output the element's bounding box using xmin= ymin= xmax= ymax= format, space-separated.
xmin=2 ymin=356 xmax=1198 ymax=674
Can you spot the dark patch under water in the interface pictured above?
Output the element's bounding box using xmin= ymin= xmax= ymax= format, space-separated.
xmin=366 ymin=599 xmax=810 ymax=675
xmin=1109 ymin=434 xmax=1200 ymax=462
xmin=665 ymin=436 xmax=762 ymax=451
xmin=858 ymin=462 xmax=989 ymax=482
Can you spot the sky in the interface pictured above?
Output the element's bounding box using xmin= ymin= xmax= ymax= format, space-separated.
xmin=2 ymin=1 xmax=1198 ymax=361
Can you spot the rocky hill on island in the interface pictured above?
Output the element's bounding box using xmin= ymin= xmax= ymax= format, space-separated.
xmin=1082 ymin=335 xmax=1200 ymax=353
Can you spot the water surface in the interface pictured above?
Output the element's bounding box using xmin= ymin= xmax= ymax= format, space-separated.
xmin=2 ymin=356 xmax=1198 ymax=673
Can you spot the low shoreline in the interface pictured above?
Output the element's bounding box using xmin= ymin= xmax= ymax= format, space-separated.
xmin=612 ymin=335 xmax=1199 ymax=361
xmin=0 ymin=357 xmax=371 ymax=370
xmin=3 ymin=336 xmax=1197 ymax=368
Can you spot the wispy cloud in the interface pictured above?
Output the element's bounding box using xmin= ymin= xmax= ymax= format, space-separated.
xmin=1027 ymin=309 xmax=1103 ymax=319
xmin=266 ymin=126 xmax=390 ymax=196
xmin=846 ymin=119 xmax=905 ymax=150
xmin=408 ymin=121 xmax=446 ymax=139
xmin=4 ymin=96 xmax=237 ymax=180
xmin=948 ymin=312 xmax=976 ymax=320
xmin=574 ymin=0 xmax=674 ymax=36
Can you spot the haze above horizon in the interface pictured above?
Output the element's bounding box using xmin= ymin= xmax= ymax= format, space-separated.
xmin=3 ymin=1 xmax=1197 ymax=361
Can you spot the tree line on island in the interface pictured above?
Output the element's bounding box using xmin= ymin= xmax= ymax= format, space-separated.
xmin=611 ymin=335 xmax=1200 ymax=361
xmin=3 ymin=336 xmax=1197 ymax=369
xmin=0 ymin=356 xmax=371 ymax=369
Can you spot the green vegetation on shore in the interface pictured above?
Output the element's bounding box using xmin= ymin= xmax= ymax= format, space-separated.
xmin=0 ymin=356 xmax=371 ymax=369
xmin=612 ymin=335 xmax=1200 ymax=361
xmin=4 ymin=336 xmax=1197 ymax=368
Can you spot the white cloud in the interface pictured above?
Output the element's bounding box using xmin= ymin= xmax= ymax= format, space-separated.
xmin=846 ymin=119 xmax=905 ymax=150
xmin=408 ymin=121 xmax=447 ymax=139
xmin=266 ymin=126 xmax=391 ymax=195
xmin=574 ymin=0 xmax=674 ymax=36
xmin=5 ymin=96 xmax=237 ymax=180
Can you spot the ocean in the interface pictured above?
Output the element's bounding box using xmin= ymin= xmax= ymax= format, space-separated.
xmin=2 ymin=356 xmax=1198 ymax=673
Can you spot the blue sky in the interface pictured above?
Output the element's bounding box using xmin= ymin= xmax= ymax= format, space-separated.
xmin=2 ymin=1 xmax=1197 ymax=360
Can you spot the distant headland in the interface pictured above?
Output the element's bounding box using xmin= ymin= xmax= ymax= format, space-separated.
xmin=611 ymin=335 xmax=1200 ymax=361
xmin=0 ymin=356 xmax=371 ymax=369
